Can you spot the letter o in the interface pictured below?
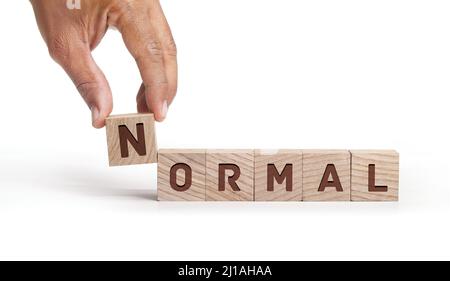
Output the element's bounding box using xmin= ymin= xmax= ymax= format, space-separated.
xmin=170 ymin=163 xmax=192 ymax=192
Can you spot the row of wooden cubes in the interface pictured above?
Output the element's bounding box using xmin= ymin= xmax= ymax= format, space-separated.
xmin=157 ymin=149 xmax=399 ymax=201
xmin=104 ymin=114 xmax=399 ymax=202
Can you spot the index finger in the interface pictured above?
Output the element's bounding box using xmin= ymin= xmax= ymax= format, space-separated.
xmin=113 ymin=8 xmax=169 ymax=121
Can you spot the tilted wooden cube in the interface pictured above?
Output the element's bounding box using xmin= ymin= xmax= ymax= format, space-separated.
xmin=254 ymin=149 xmax=302 ymax=201
xmin=157 ymin=149 xmax=206 ymax=201
xmin=350 ymin=150 xmax=399 ymax=201
xmin=206 ymin=150 xmax=254 ymax=201
xmin=105 ymin=113 xmax=157 ymax=166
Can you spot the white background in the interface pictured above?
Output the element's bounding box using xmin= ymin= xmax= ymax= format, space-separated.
xmin=0 ymin=0 xmax=449 ymax=260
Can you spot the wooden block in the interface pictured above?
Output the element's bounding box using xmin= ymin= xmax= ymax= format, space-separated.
xmin=105 ymin=113 xmax=157 ymax=166
xmin=350 ymin=150 xmax=399 ymax=201
xmin=206 ymin=150 xmax=254 ymax=201
xmin=254 ymin=149 xmax=302 ymax=201
xmin=302 ymin=150 xmax=351 ymax=201
xmin=157 ymin=149 xmax=206 ymax=201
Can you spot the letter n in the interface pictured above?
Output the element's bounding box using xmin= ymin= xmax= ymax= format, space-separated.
xmin=118 ymin=123 xmax=146 ymax=158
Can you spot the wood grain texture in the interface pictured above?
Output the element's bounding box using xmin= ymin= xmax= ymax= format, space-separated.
xmin=350 ymin=150 xmax=399 ymax=201
xmin=206 ymin=150 xmax=254 ymax=201
xmin=302 ymin=150 xmax=351 ymax=201
xmin=157 ymin=149 xmax=206 ymax=201
xmin=254 ymin=149 xmax=302 ymax=201
xmin=105 ymin=113 xmax=157 ymax=166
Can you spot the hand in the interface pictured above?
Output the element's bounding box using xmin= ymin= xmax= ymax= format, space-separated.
xmin=30 ymin=0 xmax=177 ymax=128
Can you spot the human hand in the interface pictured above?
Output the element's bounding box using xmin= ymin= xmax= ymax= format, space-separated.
xmin=30 ymin=0 xmax=177 ymax=128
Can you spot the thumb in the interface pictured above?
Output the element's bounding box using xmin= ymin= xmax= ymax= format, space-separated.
xmin=51 ymin=43 xmax=113 ymax=128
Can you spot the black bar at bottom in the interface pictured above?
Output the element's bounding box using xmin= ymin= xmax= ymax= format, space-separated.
xmin=0 ymin=261 xmax=446 ymax=280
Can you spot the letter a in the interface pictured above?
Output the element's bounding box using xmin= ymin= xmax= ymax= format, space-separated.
xmin=318 ymin=164 xmax=343 ymax=192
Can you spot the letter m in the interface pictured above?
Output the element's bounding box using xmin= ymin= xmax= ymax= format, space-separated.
xmin=267 ymin=164 xmax=293 ymax=191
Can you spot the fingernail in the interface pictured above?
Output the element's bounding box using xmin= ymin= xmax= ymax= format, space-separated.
xmin=91 ymin=106 xmax=100 ymax=127
xmin=160 ymin=100 xmax=168 ymax=121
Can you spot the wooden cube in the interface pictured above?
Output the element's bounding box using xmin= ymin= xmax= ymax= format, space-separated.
xmin=157 ymin=149 xmax=206 ymax=201
xmin=302 ymin=150 xmax=351 ymax=201
xmin=206 ymin=150 xmax=254 ymax=201
xmin=254 ymin=149 xmax=302 ymax=201
xmin=105 ymin=113 xmax=157 ymax=166
xmin=350 ymin=150 xmax=399 ymax=201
